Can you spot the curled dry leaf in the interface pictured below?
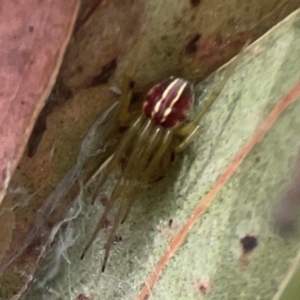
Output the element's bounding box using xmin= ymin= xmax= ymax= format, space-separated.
xmin=0 ymin=0 xmax=79 ymax=298
xmin=0 ymin=1 xmax=80 ymax=205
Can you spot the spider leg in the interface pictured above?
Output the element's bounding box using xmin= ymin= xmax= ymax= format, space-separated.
xmin=91 ymin=116 xmax=144 ymax=203
xmin=81 ymin=118 xmax=147 ymax=259
xmin=174 ymin=41 xmax=249 ymax=153
xmin=174 ymin=125 xmax=200 ymax=153
xmin=101 ymin=119 xmax=161 ymax=269
xmin=82 ymin=130 xmax=148 ymax=261
xmin=102 ymin=123 xmax=172 ymax=269
xmin=118 ymin=76 xmax=141 ymax=127
xmin=101 ymin=193 xmax=129 ymax=272
xmin=82 ymin=118 xmax=155 ymax=262
xmin=88 ymin=78 xmax=143 ymax=203
xmin=144 ymin=129 xmax=173 ymax=179
xmin=80 ymin=180 xmax=126 ymax=260
xmin=160 ymin=147 xmax=174 ymax=175
xmin=121 ymin=130 xmax=173 ymax=225
xmin=174 ymin=70 xmax=235 ymax=152
xmin=120 ymin=126 xmax=166 ymax=224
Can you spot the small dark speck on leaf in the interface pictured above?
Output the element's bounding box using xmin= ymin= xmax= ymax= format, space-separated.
xmin=255 ymin=156 xmax=260 ymax=163
xmin=190 ymin=0 xmax=202 ymax=7
xmin=240 ymin=235 xmax=258 ymax=254
xmin=185 ymin=33 xmax=201 ymax=55
xmin=168 ymin=219 xmax=173 ymax=228
xmin=99 ymin=193 xmax=109 ymax=206
xmin=113 ymin=235 xmax=123 ymax=244
xmin=198 ymin=278 xmax=210 ymax=295
xmin=76 ymin=293 xmax=92 ymax=300
xmin=142 ymin=294 xmax=150 ymax=300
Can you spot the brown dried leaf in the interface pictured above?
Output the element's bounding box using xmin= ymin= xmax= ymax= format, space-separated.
xmin=0 ymin=1 xmax=79 ymax=299
xmin=0 ymin=1 xmax=80 ymax=205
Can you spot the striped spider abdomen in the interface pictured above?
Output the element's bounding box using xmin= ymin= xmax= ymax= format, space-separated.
xmin=143 ymin=77 xmax=194 ymax=128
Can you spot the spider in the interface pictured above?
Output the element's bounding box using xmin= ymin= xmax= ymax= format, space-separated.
xmin=80 ymin=46 xmax=245 ymax=272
